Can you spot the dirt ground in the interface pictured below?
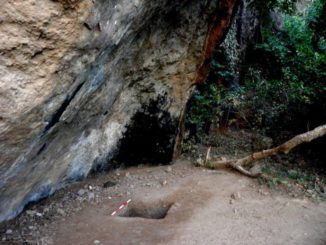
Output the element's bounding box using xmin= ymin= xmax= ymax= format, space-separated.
xmin=1 ymin=158 xmax=326 ymax=245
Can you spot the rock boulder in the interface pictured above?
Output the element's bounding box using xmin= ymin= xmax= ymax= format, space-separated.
xmin=0 ymin=0 xmax=236 ymax=221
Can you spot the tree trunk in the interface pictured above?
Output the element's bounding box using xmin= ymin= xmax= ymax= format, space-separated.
xmin=201 ymin=125 xmax=326 ymax=177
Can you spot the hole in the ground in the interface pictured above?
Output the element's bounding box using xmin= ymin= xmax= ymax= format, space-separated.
xmin=119 ymin=202 xmax=173 ymax=219
xmin=102 ymin=180 xmax=116 ymax=188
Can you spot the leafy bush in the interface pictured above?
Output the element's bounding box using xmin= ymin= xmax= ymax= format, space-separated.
xmin=186 ymin=0 xmax=325 ymax=137
xmin=245 ymin=0 xmax=326 ymax=131
xmin=186 ymin=83 xmax=225 ymax=135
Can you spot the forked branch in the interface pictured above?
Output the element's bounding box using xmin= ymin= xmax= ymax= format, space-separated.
xmin=199 ymin=125 xmax=326 ymax=177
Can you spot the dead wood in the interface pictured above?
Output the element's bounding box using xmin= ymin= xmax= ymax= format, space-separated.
xmin=200 ymin=124 xmax=326 ymax=177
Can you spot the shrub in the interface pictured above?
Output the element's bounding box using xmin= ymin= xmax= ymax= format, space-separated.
xmin=186 ymin=0 xmax=325 ymax=139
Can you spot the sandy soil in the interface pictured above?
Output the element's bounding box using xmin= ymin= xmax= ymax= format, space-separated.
xmin=1 ymin=158 xmax=326 ymax=245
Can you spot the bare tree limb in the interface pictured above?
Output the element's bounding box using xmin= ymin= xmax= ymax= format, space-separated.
xmin=199 ymin=124 xmax=326 ymax=177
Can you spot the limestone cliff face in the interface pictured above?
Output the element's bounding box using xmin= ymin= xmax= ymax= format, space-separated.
xmin=0 ymin=0 xmax=236 ymax=221
xmin=215 ymin=0 xmax=260 ymax=88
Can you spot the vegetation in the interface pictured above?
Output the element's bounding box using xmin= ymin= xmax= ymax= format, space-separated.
xmin=185 ymin=0 xmax=326 ymax=192
xmin=199 ymin=125 xmax=326 ymax=177
xmin=186 ymin=0 xmax=326 ymax=138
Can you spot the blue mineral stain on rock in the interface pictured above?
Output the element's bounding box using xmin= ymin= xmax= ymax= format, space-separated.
xmin=87 ymin=66 xmax=105 ymax=94
xmin=0 ymin=181 xmax=55 ymax=222
xmin=25 ymin=182 xmax=55 ymax=205
xmin=63 ymin=159 xmax=92 ymax=183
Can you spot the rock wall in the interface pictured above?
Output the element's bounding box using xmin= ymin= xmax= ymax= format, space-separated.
xmin=214 ymin=0 xmax=260 ymax=88
xmin=0 ymin=0 xmax=237 ymax=221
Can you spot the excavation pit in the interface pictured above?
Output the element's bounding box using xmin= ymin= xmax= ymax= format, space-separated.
xmin=119 ymin=202 xmax=173 ymax=220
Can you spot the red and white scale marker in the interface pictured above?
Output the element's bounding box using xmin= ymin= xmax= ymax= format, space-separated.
xmin=111 ymin=199 xmax=131 ymax=216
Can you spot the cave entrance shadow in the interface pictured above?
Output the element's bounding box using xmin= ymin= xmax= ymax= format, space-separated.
xmin=113 ymin=96 xmax=178 ymax=166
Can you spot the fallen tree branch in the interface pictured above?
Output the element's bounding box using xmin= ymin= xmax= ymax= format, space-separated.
xmin=200 ymin=124 xmax=326 ymax=177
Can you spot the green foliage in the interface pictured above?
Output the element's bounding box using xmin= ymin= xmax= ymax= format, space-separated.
xmin=259 ymin=5 xmax=326 ymax=81
xmin=251 ymin=0 xmax=296 ymax=12
xmin=186 ymin=83 xmax=225 ymax=133
xmin=235 ymin=78 xmax=297 ymax=130
xmin=186 ymin=0 xmax=325 ymax=137
xmin=239 ymin=0 xmax=326 ymax=131
xmin=261 ymin=162 xmax=326 ymax=200
xmin=250 ymin=0 xmax=297 ymax=18
xmin=307 ymin=0 xmax=326 ymax=43
xmin=211 ymin=60 xmax=233 ymax=81
xmin=244 ymin=1 xmax=326 ymax=129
